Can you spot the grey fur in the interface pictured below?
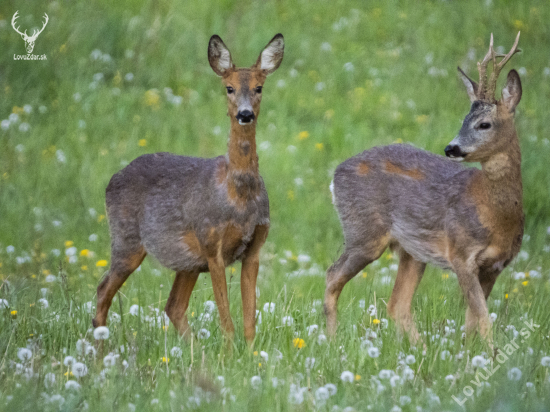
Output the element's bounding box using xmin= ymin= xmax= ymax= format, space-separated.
xmin=106 ymin=152 xmax=269 ymax=273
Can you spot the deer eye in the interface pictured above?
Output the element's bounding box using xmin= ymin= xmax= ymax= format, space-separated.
xmin=479 ymin=123 xmax=491 ymax=130
xmin=255 ymin=86 xmax=262 ymax=93
xmin=226 ymin=87 xmax=234 ymax=94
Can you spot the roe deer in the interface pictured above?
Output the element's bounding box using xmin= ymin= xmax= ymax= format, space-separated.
xmin=325 ymin=33 xmax=522 ymax=344
xmin=92 ymin=34 xmax=284 ymax=344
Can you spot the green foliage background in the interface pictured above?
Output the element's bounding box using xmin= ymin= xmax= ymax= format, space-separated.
xmin=0 ymin=1 xmax=549 ymax=411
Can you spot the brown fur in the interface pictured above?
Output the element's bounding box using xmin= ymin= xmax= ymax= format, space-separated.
xmin=356 ymin=162 xmax=370 ymax=175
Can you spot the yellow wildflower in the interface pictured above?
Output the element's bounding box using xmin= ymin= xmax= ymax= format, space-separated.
xmin=138 ymin=139 xmax=147 ymax=147
xmin=442 ymin=273 xmax=449 ymax=280
xmin=361 ymin=272 xmax=367 ymax=278
xmin=10 ymin=310 xmax=17 ymax=317
xmin=81 ymin=265 xmax=88 ymax=271
xmin=162 ymin=357 xmax=169 ymax=363
xmin=259 ymin=363 xmax=262 ymax=367
xmin=231 ymin=267 xmax=236 ymax=274
xmin=59 ymin=44 xmax=66 ymax=53
xmin=163 ymin=325 xmax=169 ymax=331
xmin=298 ymin=131 xmax=310 ymax=140
xmin=293 ymin=338 xmax=305 ymax=349
xmin=522 ymin=281 xmax=528 ymax=286
xmin=253 ymin=351 xmax=258 ymax=356
xmin=64 ymin=241 xmax=74 ymax=248
xmin=96 ymin=260 xmax=108 ymax=267
xmin=287 ymin=190 xmax=295 ymax=201
xmin=372 ymin=319 xmax=380 ymax=325
xmin=98 ymin=214 xmax=105 ymax=223
xmin=355 ymin=374 xmax=361 ymax=381
xmin=80 ymin=249 xmax=90 ymax=257
xmin=144 ymin=89 xmax=160 ymax=108
xmin=315 ymin=143 xmax=324 ymax=151
xmin=505 ymin=293 xmax=509 ymax=299
xmin=12 ymin=106 xmax=24 ymax=115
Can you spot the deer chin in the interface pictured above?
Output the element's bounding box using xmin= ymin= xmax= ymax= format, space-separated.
xmin=448 ymin=155 xmax=466 ymax=162
xmin=238 ymin=119 xmax=253 ymax=126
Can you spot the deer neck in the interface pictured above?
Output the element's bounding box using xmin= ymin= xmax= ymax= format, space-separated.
xmin=479 ymin=132 xmax=523 ymax=219
xmin=227 ymin=119 xmax=259 ymax=175
xmin=223 ymin=119 xmax=261 ymax=203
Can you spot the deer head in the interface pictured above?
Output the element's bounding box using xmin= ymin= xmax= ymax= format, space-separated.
xmin=208 ymin=34 xmax=284 ymax=126
xmin=11 ymin=11 xmax=49 ymax=54
xmin=445 ymin=33 xmax=522 ymax=162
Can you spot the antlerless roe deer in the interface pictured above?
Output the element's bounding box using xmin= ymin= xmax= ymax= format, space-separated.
xmin=93 ymin=34 xmax=284 ymax=344
xmin=325 ymin=33 xmax=523 ymax=344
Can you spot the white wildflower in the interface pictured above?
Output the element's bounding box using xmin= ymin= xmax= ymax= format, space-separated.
xmin=204 ymin=300 xmax=216 ymax=313
xmin=315 ymin=387 xmax=330 ymax=404
xmin=282 ymin=316 xmax=294 ymax=326
xmin=307 ymin=324 xmax=318 ymax=335
xmin=63 ymin=356 xmax=75 ymax=366
xmin=367 ymin=346 xmax=380 ymax=358
xmin=325 ymin=383 xmax=337 ymax=396
xmin=508 ymin=367 xmax=522 ymax=381
xmin=379 ymin=370 xmax=392 ymax=379
xmin=405 ymin=354 xmax=415 ymax=365
xmin=250 ymin=375 xmax=262 ymax=389
xmin=129 ymin=304 xmax=141 ymax=316
xmin=320 ymin=42 xmax=332 ymax=52
xmin=490 ymin=312 xmax=497 ymax=322
xmin=93 ymin=326 xmax=109 ymax=340
xmin=72 ymin=362 xmax=88 ymax=378
xmin=343 ymin=62 xmax=355 ymax=72
xmin=340 ymin=371 xmax=355 ymax=383
xmin=541 ymin=356 xmax=550 ymax=367
xmin=170 ymin=347 xmax=183 ymax=358
xmin=260 ymin=351 xmax=269 ymax=362
xmin=89 ymin=234 xmax=98 ymax=242
xmin=263 ymin=302 xmax=275 ymax=313
xmin=198 ymin=328 xmax=210 ymax=339
xmin=0 ymin=299 xmax=8 ymax=308
xmin=103 ymin=353 xmax=117 ymax=367
xmin=317 ymin=334 xmax=327 ymax=345
xmin=65 ymin=380 xmax=81 ymax=391
xmin=367 ymin=304 xmax=377 ymax=317
xmin=44 ymin=372 xmax=56 ymax=388
xmin=400 ymin=396 xmax=411 ymax=406
xmin=305 ymin=357 xmax=315 ymax=370
xmin=18 ymin=122 xmax=30 ymax=132
xmin=472 ymin=355 xmax=486 ymax=368
xmin=37 ymin=298 xmax=49 ymax=309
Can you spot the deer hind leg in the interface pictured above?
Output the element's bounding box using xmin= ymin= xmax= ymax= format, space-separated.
xmin=165 ymin=270 xmax=200 ymax=338
xmin=241 ymin=225 xmax=269 ymax=345
xmin=455 ymin=263 xmax=492 ymax=342
xmin=325 ymin=235 xmax=389 ymax=336
xmin=387 ymin=249 xmax=426 ymax=345
xmin=93 ymin=245 xmax=146 ymax=327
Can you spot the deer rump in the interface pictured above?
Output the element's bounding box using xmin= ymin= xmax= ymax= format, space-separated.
xmin=105 ymin=152 xmax=270 ymax=273
xmin=332 ymin=144 xmax=493 ymax=271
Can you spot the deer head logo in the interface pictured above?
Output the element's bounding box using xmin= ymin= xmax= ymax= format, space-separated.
xmin=11 ymin=11 xmax=49 ymax=54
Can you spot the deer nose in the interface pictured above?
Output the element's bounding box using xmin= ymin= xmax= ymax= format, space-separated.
xmin=444 ymin=145 xmax=464 ymax=158
xmin=236 ymin=110 xmax=255 ymax=124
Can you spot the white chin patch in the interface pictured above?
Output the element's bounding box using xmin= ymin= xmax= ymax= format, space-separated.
xmin=448 ymin=156 xmax=465 ymax=162
xmin=238 ymin=120 xmax=252 ymax=126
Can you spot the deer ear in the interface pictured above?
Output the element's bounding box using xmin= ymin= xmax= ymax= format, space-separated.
xmin=208 ymin=35 xmax=234 ymax=77
xmin=458 ymin=67 xmax=478 ymax=103
xmin=501 ymin=69 xmax=522 ymax=113
xmin=255 ymin=34 xmax=284 ymax=75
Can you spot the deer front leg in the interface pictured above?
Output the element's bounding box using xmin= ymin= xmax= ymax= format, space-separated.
xmin=455 ymin=261 xmax=492 ymax=343
xmin=241 ymin=225 xmax=269 ymax=345
xmin=207 ymin=253 xmax=235 ymax=341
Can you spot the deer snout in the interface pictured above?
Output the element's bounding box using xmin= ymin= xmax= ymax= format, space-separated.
xmin=444 ymin=144 xmax=466 ymax=159
xmin=236 ymin=109 xmax=255 ymax=125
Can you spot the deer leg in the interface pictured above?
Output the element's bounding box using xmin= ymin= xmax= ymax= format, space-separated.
xmin=207 ymin=254 xmax=235 ymax=340
xmin=455 ymin=263 xmax=492 ymax=341
xmin=387 ymin=250 xmax=426 ymax=345
xmin=93 ymin=246 xmax=146 ymax=327
xmin=165 ymin=270 xmax=200 ymax=338
xmin=325 ymin=239 xmax=387 ymax=336
xmin=241 ymin=225 xmax=269 ymax=345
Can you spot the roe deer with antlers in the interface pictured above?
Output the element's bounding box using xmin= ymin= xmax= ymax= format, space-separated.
xmin=325 ymin=33 xmax=522 ymax=344
xmin=92 ymin=34 xmax=284 ymax=344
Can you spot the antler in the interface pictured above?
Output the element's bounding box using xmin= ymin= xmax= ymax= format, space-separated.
xmin=476 ymin=32 xmax=521 ymax=102
xmin=28 ymin=13 xmax=49 ymax=41
xmin=11 ymin=11 xmax=28 ymax=38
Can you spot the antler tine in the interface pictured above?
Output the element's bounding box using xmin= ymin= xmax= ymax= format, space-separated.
xmin=486 ymin=32 xmax=521 ymax=102
xmin=476 ymin=33 xmax=494 ymax=101
xmin=11 ymin=10 xmax=26 ymax=37
xmin=29 ymin=13 xmax=49 ymax=40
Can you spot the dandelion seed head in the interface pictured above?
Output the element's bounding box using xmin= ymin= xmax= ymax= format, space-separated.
xmin=93 ymin=326 xmax=110 ymax=340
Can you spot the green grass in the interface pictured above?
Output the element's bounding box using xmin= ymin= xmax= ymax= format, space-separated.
xmin=1 ymin=0 xmax=550 ymax=410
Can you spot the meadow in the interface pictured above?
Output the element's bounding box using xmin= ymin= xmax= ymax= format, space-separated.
xmin=0 ymin=0 xmax=550 ymax=410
